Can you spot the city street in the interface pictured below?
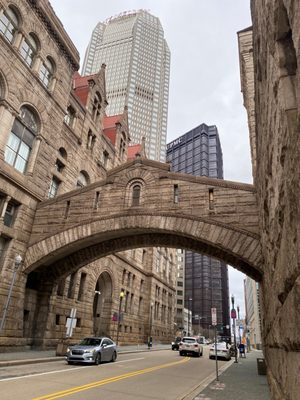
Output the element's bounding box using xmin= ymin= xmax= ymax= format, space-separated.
xmin=0 ymin=348 xmax=229 ymax=400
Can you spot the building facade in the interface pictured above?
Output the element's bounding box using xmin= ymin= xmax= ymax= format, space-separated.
xmin=0 ymin=0 xmax=175 ymax=349
xmin=166 ymin=123 xmax=230 ymax=339
xmin=82 ymin=10 xmax=170 ymax=162
xmin=244 ymin=277 xmax=262 ymax=349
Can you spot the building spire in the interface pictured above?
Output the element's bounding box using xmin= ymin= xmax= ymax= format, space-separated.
xmin=135 ymin=136 xmax=147 ymax=158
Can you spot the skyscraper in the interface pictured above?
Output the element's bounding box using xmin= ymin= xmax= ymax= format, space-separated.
xmin=82 ymin=10 xmax=170 ymax=162
xmin=166 ymin=123 xmax=230 ymax=339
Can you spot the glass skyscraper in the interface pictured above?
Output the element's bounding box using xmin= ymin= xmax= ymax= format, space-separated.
xmin=166 ymin=123 xmax=230 ymax=338
xmin=82 ymin=10 xmax=170 ymax=162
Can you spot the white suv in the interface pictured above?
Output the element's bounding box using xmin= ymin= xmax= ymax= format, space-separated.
xmin=179 ymin=336 xmax=203 ymax=357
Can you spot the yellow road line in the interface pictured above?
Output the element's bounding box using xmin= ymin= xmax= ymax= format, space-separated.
xmin=32 ymin=357 xmax=190 ymax=400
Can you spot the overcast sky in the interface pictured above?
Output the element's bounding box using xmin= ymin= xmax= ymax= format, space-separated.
xmin=50 ymin=0 xmax=252 ymax=318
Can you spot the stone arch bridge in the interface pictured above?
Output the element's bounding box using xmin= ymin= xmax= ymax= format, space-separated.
xmin=25 ymin=158 xmax=261 ymax=281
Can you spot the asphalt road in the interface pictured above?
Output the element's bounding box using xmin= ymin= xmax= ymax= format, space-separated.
xmin=0 ymin=348 xmax=230 ymax=400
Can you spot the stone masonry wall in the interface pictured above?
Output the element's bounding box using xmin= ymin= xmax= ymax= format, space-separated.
xmin=251 ymin=1 xmax=300 ymax=398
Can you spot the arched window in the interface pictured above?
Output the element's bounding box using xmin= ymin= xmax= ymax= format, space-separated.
xmin=0 ymin=7 xmax=19 ymax=43
xmin=5 ymin=106 xmax=38 ymax=173
xmin=58 ymin=147 xmax=67 ymax=160
xmin=20 ymin=33 xmax=38 ymax=67
xmin=132 ymin=184 xmax=141 ymax=206
xmin=39 ymin=57 xmax=54 ymax=88
xmin=77 ymin=171 xmax=90 ymax=188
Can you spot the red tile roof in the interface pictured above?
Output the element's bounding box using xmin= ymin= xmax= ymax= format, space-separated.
xmin=127 ymin=144 xmax=142 ymax=160
xmin=103 ymin=115 xmax=122 ymax=129
xmin=72 ymin=72 xmax=97 ymax=106
xmin=103 ymin=114 xmax=123 ymax=145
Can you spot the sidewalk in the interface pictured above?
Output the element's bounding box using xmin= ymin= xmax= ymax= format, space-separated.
xmin=190 ymin=350 xmax=270 ymax=400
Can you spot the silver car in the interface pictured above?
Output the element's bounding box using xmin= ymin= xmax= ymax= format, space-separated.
xmin=66 ymin=337 xmax=117 ymax=365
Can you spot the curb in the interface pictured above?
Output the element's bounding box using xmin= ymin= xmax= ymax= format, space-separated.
xmin=0 ymin=357 xmax=64 ymax=367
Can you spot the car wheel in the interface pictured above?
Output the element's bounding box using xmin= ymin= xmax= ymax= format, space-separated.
xmin=195 ymin=352 xmax=200 ymax=357
xmin=111 ymin=351 xmax=117 ymax=362
xmin=94 ymin=353 xmax=101 ymax=365
xmin=209 ymin=356 xmax=214 ymax=359
xmin=200 ymin=352 xmax=203 ymax=357
xmin=179 ymin=351 xmax=183 ymax=356
xmin=67 ymin=361 xmax=74 ymax=365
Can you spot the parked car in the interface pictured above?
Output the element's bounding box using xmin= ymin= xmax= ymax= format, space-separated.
xmin=66 ymin=337 xmax=117 ymax=365
xmin=171 ymin=337 xmax=182 ymax=350
xmin=209 ymin=342 xmax=231 ymax=361
xmin=179 ymin=336 xmax=203 ymax=357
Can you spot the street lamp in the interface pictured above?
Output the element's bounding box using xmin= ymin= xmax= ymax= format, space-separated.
xmin=148 ymin=302 xmax=154 ymax=349
xmin=188 ymin=298 xmax=192 ymax=336
xmin=116 ymin=289 xmax=124 ymax=345
xmin=0 ymin=255 xmax=22 ymax=333
xmin=231 ymin=295 xmax=238 ymax=363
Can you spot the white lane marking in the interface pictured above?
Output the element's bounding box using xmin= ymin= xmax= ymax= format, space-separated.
xmin=0 ymin=357 xmax=145 ymax=382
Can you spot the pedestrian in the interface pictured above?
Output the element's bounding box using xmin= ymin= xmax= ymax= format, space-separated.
xmin=238 ymin=343 xmax=246 ymax=358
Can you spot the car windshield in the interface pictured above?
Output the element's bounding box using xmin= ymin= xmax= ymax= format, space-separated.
xmin=79 ymin=338 xmax=101 ymax=346
xmin=182 ymin=338 xmax=196 ymax=343
xmin=212 ymin=342 xmax=227 ymax=349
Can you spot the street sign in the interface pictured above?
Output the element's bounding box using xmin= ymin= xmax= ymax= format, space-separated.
xmin=231 ymin=308 xmax=237 ymax=319
xmin=66 ymin=308 xmax=77 ymax=337
xmin=211 ymin=307 xmax=217 ymax=325
xmin=112 ymin=312 xmax=118 ymax=321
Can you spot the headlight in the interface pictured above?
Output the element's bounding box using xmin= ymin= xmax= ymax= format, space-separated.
xmin=66 ymin=347 xmax=70 ymax=353
xmin=84 ymin=349 xmax=93 ymax=353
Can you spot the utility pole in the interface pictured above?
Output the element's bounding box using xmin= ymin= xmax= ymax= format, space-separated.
xmin=188 ymin=298 xmax=192 ymax=336
xmin=116 ymin=289 xmax=124 ymax=345
xmin=231 ymin=295 xmax=238 ymax=363
xmin=237 ymin=305 xmax=242 ymax=345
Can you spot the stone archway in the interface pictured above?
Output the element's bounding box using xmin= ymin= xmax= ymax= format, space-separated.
xmin=93 ymin=271 xmax=113 ymax=336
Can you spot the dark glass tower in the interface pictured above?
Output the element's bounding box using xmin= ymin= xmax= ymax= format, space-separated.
xmin=166 ymin=123 xmax=230 ymax=339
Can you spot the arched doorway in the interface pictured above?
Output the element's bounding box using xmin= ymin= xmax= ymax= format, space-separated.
xmin=93 ymin=272 xmax=113 ymax=336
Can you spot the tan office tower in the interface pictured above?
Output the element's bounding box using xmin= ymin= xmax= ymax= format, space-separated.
xmin=82 ymin=10 xmax=170 ymax=162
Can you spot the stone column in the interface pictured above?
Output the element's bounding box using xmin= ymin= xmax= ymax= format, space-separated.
xmin=26 ymin=135 xmax=42 ymax=176
xmin=0 ymin=195 xmax=11 ymax=225
xmin=12 ymin=31 xmax=24 ymax=51
xmin=0 ymin=105 xmax=16 ymax=160
xmin=32 ymin=54 xmax=42 ymax=76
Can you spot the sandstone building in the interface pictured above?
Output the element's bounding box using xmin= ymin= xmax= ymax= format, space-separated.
xmin=0 ymin=1 xmax=299 ymax=399
xmin=0 ymin=0 xmax=176 ymax=349
xmin=238 ymin=1 xmax=300 ymax=398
